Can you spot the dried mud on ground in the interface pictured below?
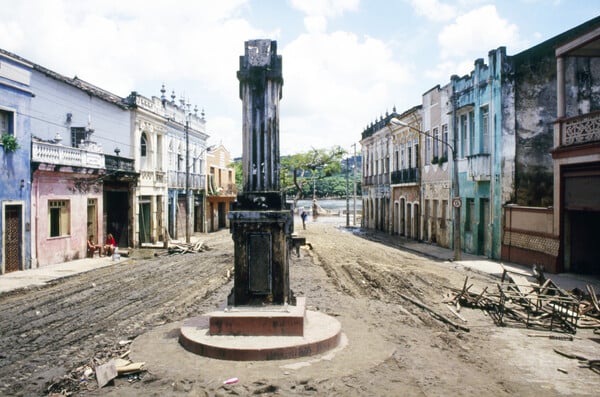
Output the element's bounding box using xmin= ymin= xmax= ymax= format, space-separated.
xmin=0 ymin=220 xmax=599 ymax=396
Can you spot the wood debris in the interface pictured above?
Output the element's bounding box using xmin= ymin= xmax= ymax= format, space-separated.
xmin=154 ymin=240 xmax=210 ymax=256
xmin=554 ymin=349 xmax=600 ymax=374
xmin=447 ymin=266 xmax=600 ymax=334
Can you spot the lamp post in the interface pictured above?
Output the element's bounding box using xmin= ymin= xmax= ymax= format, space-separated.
xmin=389 ymin=117 xmax=461 ymax=261
xmin=352 ymin=143 xmax=357 ymax=226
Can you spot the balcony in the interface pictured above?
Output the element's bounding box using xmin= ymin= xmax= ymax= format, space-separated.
xmin=561 ymin=111 xmax=600 ymax=147
xmin=168 ymin=171 xmax=206 ymax=190
xmin=466 ymin=153 xmax=491 ymax=181
xmin=32 ymin=141 xmax=104 ymax=169
xmin=391 ymin=168 xmax=419 ymax=184
xmin=105 ymin=154 xmax=135 ymax=173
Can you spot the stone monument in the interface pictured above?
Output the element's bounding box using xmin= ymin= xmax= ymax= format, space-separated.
xmin=228 ymin=39 xmax=294 ymax=307
xmin=178 ymin=40 xmax=341 ymax=360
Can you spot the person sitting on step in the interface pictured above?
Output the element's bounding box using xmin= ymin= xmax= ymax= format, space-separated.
xmin=104 ymin=233 xmax=116 ymax=256
xmin=87 ymin=235 xmax=102 ymax=257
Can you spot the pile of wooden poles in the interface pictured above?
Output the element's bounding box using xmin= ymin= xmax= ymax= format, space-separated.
xmin=446 ymin=267 xmax=600 ymax=334
xmin=154 ymin=241 xmax=210 ymax=256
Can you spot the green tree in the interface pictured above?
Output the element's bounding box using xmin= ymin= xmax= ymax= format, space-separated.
xmin=230 ymin=159 xmax=243 ymax=191
xmin=280 ymin=146 xmax=346 ymax=207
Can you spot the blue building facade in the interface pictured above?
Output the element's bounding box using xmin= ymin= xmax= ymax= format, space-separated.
xmin=451 ymin=48 xmax=509 ymax=259
xmin=0 ymin=50 xmax=33 ymax=273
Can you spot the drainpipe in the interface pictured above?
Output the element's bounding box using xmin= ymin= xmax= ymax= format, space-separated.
xmin=489 ymin=73 xmax=495 ymax=259
xmin=34 ymin=176 xmax=39 ymax=268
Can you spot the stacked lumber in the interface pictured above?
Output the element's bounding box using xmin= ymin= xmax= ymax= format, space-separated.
xmin=154 ymin=241 xmax=210 ymax=256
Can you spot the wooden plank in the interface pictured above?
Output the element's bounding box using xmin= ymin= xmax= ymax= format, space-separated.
xmin=507 ymin=273 xmax=535 ymax=297
xmin=586 ymin=285 xmax=600 ymax=312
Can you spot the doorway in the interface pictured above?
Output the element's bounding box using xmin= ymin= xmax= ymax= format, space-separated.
xmin=139 ymin=198 xmax=151 ymax=244
xmin=4 ymin=205 xmax=22 ymax=273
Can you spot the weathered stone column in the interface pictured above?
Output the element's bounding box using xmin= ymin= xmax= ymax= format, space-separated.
xmin=237 ymin=39 xmax=283 ymax=192
xmin=228 ymin=40 xmax=293 ymax=306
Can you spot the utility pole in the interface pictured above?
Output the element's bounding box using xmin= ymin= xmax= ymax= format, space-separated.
xmin=352 ymin=143 xmax=357 ymax=226
xmin=185 ymin=103 xmax=191 ymax=244
xmin=346 ymin=157 xmax=350 ymax=227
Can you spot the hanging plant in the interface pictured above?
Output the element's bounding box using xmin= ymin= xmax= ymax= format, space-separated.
xmin=1 ymin=133 xmax=20 ymax=153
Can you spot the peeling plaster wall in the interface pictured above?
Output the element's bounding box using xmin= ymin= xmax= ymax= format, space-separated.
xmin=451 ymin=48 xmax=507 ymax=259
xmin=513 ymin=53 xmax=557 ymax=207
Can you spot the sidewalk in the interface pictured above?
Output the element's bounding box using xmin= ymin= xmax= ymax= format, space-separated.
xmin=395 ymin=237 xmax=600 ymax=292
xmin=0 ymin=255 xmax=126 ymax=294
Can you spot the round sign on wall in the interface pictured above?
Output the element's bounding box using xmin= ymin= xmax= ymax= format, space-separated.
xmin=452 ymin=197 xmax=462 ymax=208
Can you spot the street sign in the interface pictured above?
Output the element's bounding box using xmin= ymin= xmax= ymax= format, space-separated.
xmin=452 ymin=197 xmax=462 ymax=208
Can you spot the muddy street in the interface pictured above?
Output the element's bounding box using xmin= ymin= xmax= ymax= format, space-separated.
xmin=0 ymin=221 xmax=598 ymax=396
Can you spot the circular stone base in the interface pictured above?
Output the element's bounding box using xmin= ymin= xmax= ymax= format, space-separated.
xmin=179 ymin=310 xmax=341 ymax=361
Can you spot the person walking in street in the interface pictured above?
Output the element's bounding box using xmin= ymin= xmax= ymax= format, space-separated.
xmin=301 ymin=209 xmax=308 ymax=230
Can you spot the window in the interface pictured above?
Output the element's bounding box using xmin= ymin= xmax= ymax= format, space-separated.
xmin=460 ymin=115 xmax=467 ymax=158
xmin=400 ymin=144 xmax=405 ymax=170
xmin=481 ymin=106 xmax=489 ymax=153
xmin=71 ymin=127 xmax=86 ymax=147
xmin=442 ymin=124 xmax=448 ymax=158
xmin=433 ymin=127 xmax=439 ymax=160
xmin=414 ymin=139 xmax=419 ymax=168
xmin=440 ymin=200 xmax=447 ymax=229
xmin=0 ymin=109 xmax=14 ymax=136
xmin=465 ymin=198 xmax=474 ymax=232
xmin=425 ymin=133 xmax=431 ymax=165
xmin=140 ymin=132 xmax=148 ymax=157
xmin=49 ymin=200 xmax=70 ymax=237
xmin=469 ymin=111 xmax=475 ymax=156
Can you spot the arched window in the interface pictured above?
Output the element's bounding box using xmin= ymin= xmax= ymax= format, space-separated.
xmin=140 ymin=132 xmax=148 ymax=157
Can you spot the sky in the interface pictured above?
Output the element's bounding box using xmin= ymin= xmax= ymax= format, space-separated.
xmin=1 ymin=0 xmax=599 ymax=157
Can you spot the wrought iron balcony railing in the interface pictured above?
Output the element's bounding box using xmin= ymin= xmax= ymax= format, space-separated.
xmin=391 ymin=168 xmax=419 ymax=184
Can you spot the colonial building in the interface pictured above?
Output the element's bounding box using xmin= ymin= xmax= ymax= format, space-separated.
xmin=551 ymin=22 xmax=600 ymax=274
xmin=0 ymin=49 xmax=33 ymax=273
xmin=499 ymin=16 xmax=600 ymax=273
xmin=29 ymin=62 xmax=134 ymax=266
xmin=388 ymin=106 xmax=422 ymax=240
xmin=420 ymin=85 xmax=453 ymax=248
xmin=361 ymin=113 xmax=394 ymax=232
xmin=157 ymin=88 xmax=208 ymax=241
xmin=451 ymin=48 xmax=508 ymax=260
xmin=205 ymin=144 xmax=236 ymax=232
xmin=127 ymin=93 xmax=169 ymax=246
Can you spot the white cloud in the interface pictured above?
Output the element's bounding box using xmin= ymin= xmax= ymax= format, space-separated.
xmin=279 ymin=31 xmax=412 ymax=154
xmin=289 ymin=0 xmax=359 ymax=17
xmin=408 ymin=0 xmax=457 ymax=22
xmin=438 ymin=5 xmax=521 ymax=59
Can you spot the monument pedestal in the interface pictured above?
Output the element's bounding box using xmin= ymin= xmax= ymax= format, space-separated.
xmin=179 ymin=298 xmax=342 ymax=361
xmin=227 ymin=192 xmax=294 ymax=306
